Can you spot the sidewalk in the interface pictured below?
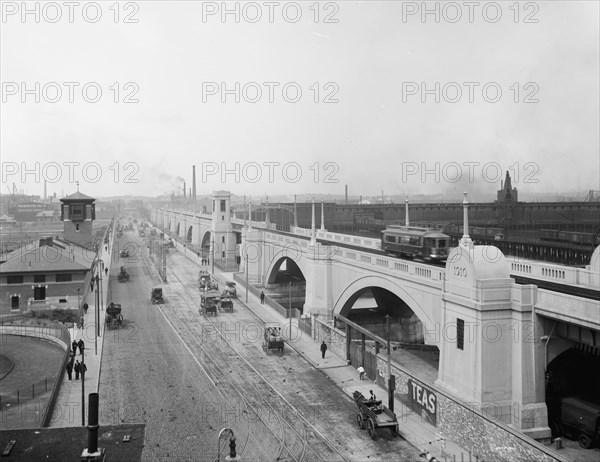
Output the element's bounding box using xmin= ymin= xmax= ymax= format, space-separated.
xmin=208 ymin=267 xmax=471 ymax=461
xmin=50 ymin=236 xmax=114 ymax=427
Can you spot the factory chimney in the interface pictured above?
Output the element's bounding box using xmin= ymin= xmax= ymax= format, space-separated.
xmin=183 ymin=181 xmax=186 ymax=198
xmin=192 ymin=165 xmax=197 ymax=201
xmin=345 ymin=185 xmax=348 ymax=204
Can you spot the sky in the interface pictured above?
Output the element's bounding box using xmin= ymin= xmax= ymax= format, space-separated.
xmin=1 ymin=1 xmax=599 ymax=201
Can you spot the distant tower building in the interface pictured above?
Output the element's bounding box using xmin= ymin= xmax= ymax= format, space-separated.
xmin=497 ymin=171 xmax=518 ymax=202
xmin=60 ymin=191 xmax=95 ymax=247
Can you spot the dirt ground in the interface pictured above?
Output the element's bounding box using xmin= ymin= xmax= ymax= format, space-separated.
xmin=98 ymin=229 xmax=422 ymax=461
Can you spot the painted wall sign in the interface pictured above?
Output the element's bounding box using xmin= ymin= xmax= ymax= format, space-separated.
xmin=407 ymin=378 xmax=437 ymax=426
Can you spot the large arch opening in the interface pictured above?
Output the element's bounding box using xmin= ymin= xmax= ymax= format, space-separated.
xmin=337 ymin=286 xmax=439 ymax=382
xmin=545 ymin=345 xmax=600 ymax=441
xmin=264 ymin=257 xmax=306 ymax=314
xmin=201 ymin=231 xmax=212 ymax=259
xmin=187 ymin=225 xmax=193 ymax=243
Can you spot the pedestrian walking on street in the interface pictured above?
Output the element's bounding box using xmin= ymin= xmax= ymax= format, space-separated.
xmin=105 ymin=267 xmax=108 ymax=275
xmin=80 ymin=362 xmax=87 ymax=379
xmin=66 ymin=361 xmax=73 ymax=380
xmin=83 ymin=303 xmax=88 ymax=314
xmin=72 ymin=340 xmax=78 ymax=355
xmin=78 ymin=339 xmax=85 ymax=355
xmin=74 ymin=360 xmax=80 ymax=380
xmin=357 ymin=366 xmax=365 ymax=380
xmin=320 ymin=341 xmax=327 ymax=359
xmin=260 ymin=291 xmax=265 ymax=304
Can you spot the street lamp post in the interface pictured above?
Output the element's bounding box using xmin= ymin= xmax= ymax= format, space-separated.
xmin=77 ymin=288 xmax=81 ymax=313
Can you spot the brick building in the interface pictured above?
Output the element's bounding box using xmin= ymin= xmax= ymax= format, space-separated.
xmin=0 ymin=191 xmax=98 ymax=314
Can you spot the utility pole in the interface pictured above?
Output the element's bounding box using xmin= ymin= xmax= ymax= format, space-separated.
xmin=211 ymin=237 xmax=215 ymax=275
xmin=245 ymin=253 xmax=249 ymax=303
xmin=288 ymin=281 xmax=292 ymax=338
xmin=81 ymin=348 xmax=85 ymax=426
xmin=94 ymin=275 xmax=99 ymax=355
xmin=386 ymin=314 xmax=394 ymax=412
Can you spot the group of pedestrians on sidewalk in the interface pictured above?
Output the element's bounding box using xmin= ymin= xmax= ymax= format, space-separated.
xmin=65 ymin=339 xmax=87 ymax=381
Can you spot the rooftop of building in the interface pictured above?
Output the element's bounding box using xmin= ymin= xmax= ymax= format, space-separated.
xmin=0 ymin=237 xmax=95 ymax=274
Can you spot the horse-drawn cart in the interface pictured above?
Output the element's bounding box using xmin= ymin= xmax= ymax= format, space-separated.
xmin=262 ymin=323 xmax=284 ymax=356
xmin=219 ymin=294 xmax=233 ymax=313
xmin=151 ymin=288 xmax=164 ymax=304
xmin=199 ymin=292 xmax=219 ymax=316
xmin=353 ymin=391 xmax=400 ymax=439
xmin=117 ymin=266 xmax=129 ymax=282
xmin=105 ymin=303 xmax=123 ymax=329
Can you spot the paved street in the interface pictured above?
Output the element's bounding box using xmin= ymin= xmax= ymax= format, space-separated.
xmin=97 ymin=229 xmax=423 ymax=461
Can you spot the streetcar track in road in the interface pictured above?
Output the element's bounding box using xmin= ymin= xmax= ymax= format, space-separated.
xmin=165 ymin=256 xmax=348 ymax=462
xmin=163 ymin=268 xmax=272 ymax=461
xmin=166 ymin=267 xmax=298 ymax=461
xmin=115 ymin=233 xmax=266 ymax=460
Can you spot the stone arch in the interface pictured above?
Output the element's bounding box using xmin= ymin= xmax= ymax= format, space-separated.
xmin=201 ymin=231 xmax=212 ymax=257
xmin=333 ymin=275 xmax=433 ymax=329
xmin=264 ymin=248 xmax=309 ymax=285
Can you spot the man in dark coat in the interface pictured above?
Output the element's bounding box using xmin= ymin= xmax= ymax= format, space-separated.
xmin=72 ymin=340 xmax=78 ymax=355
xmin=260 ymin=291 xmax=265 ymax=304
xmin=80 ymin=362 xmax=87 ymax=379
xmin=74 ymin=360 xmax=80 ymax=380
xmin=66 ymin=361 xmax=73 ymax=380
xmin=78 ymin=339 xmax=85 ymax=355
xmin=320 ymin=341 xmax=327 ymax=359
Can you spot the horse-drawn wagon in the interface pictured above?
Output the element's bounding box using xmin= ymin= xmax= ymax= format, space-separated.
xmin=353 ymin=391 xmax=399 ymax=439
xmin=117 ymin=266 xmax=129 ymax=282
xmin=224 ymin=281 xmax=237 ymax=298
xmin=199 ymin=292 xmax=219 ymax=316
xmin=262 ymin=323 xmax=284 ymax=356
xmin=219 ymin=293 xmax=234 ymax=312
xmin=151 ymin=288 xmax=164 ymax=304
xmin=105 ymin=303 xmax=123 ymax=329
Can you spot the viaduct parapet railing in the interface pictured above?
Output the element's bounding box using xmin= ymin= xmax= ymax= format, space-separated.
xmin=166 ymin=212 xmax=600 ymax=291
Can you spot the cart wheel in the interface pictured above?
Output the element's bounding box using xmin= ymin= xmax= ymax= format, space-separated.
xmin=391 ymin=425 xmax=399 ymax=437
xmin=578 ymin=433 xmax=592 ymax=449
xmin=356 ymin=413 xmax=365 ymax=430
xmin=366 ymin=418 xmax=377 ymax=439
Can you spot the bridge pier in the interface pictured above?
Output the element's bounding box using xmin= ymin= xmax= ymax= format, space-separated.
xmin=303 ymin=243 xmax=334 ymax=319
xmin=435 ymin=245 xmax=550 ymax=440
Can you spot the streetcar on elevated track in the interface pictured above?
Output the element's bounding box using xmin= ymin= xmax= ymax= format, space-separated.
xmin=381 ymin=225 xmax=451 ymax=261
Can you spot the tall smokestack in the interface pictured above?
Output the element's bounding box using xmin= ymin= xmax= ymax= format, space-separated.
xmin=183 ymin=181 xmax=186 ymax=198
xmin=193 ymin=165 xmax=197 ymax=201
xmin=345 ymin=185 xmax=348 ymax=204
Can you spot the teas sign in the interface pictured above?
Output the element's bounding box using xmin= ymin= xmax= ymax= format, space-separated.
xmin=407 ymin=379 xmax=437 ymax=426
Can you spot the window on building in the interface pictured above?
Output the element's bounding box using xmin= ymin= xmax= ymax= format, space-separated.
xmin=71 ymin=204 xmax=84 ymax=220
xmin=222 ymin=236 xmax=225 ymax=243
xmin=34 ymin=274 xmax=46 ymax=283
xmin=33 ymin=286 xmax=46 ymax=300
xmin=76 ymin=224 xmax=80 ymax=231
xmin=222 ymin=251 xmax=225 ymax=258
xmin=220 ymin=200 xmax=226 ymax=212
xmin=56 ymin=273 xmax=72 ymax=282
xmin=7 ymin=275 xmax=23 ymax=284
xmin=457 ymin=318 xmax=464 ymax=350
